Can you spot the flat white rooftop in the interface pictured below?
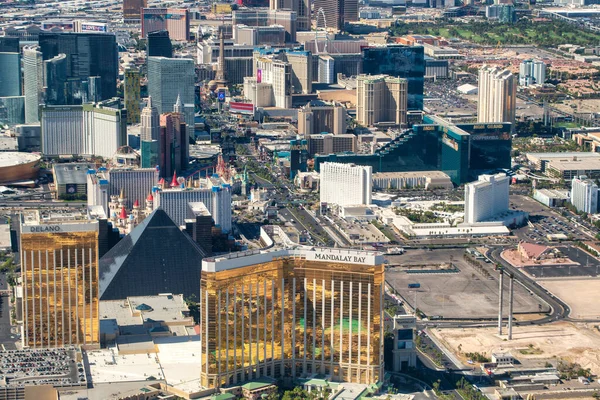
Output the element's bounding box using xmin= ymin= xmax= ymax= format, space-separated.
xmin=86 ymin=348 xmax=164 ymax=383
xmin=154 ymin=335 xmax=203 ymax=394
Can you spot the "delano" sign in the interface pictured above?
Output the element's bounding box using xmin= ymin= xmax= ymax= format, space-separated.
xmin=26 ymin=225 xmax=61 ymax=233
xmin=23 ymin=223 xmax=98 ymax=234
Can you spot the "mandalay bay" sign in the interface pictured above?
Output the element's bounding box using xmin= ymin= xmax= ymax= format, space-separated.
xmin=306 ymin=249 xmax=382 ymax=266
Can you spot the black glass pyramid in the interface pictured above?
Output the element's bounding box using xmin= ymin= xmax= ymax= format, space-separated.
xmin=99 ymin=209 xmax=206 ymax=301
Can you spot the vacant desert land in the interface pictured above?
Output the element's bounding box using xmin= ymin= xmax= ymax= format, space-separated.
xmin=430 ymin=322 xmax=600 ymax=375
xmin=539 ymin=279 xmax=600 ymax=319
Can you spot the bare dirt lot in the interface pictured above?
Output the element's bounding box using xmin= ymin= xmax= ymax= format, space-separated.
xmin=386 ymin=248 xmax=543 ymax=319
xmin=430 ymin=322 xmax=600 ymax=376
xmin=539 ymin=279 xmax=600 ymax=320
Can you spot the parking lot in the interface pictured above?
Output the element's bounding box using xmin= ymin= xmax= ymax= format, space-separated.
xmin=424 ymin=80 xmax=477 ymax=116
xmin=524 ymin=245 xmax=600 ymax=279
xmin=510 ymin=195 xmax=590 ymax=243
xmin=386 ymin=248 xmax=544 ymax=319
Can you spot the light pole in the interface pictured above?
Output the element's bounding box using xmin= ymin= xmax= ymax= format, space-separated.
xmin=498 ymin=268 xmax=504 ymax=336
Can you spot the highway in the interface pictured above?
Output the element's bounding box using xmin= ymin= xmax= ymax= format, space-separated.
xmin=0 ymin=201 xmax=86 ymax=208
xmin=239 ymin=146 xmax=341 ymax=247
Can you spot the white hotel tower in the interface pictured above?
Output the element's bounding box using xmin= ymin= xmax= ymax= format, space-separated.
xmin=320 ymin=162 xmax=372 ymax=207
xmin=571 ymin=176 xmax=598 ymax=214
xmin=464 ymin=173 xmax=509 ymax=224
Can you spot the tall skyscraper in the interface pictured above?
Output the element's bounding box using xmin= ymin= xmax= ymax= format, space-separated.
xmin=199 ymin=247 xmax=385 ymax=388
xmin=140 ymin=97 xmax=160 ymax=142
xmin=40 ymin=99 xmax=127 ymax=158
xmin=20 ymin=214 xmax=100 ymax=349
xmin=159 ymin=108 xmax=188 ymax=178
xmin=233 ymin=9 xmax=297 ymax=42
xmin=245 ymin=49 xmax=293 ymax=108
xmin=0 ymin=37 xmax=19 ymax=53
xmin=0 ymin=52 xmax=21 ymax=97
xmin=571 ymin=176 xmax=598 ymax=214
xmin=142 ymin=8 xmax=190 ymax=41
xmin=123 ymin=0 xmax=147 ymax=21
xmin=140 ymin=97 xmax=160 ymax=169
xmin=361 ymin=46 xmax=425 ymax=110
xmin=43 ymin=53 xmax=68 ymax=105
xmin=38 ymin=32 xmax=118 ymax=101
xmin=285 ymin=50 xmax=312 ymax=94
xmin=82 ymin=100 xmax=128 ymax=158
xmin=147 ymin=30 xmax=173 ymax=58
xmin=0 ymin=97 xmax=25 ymax=126
xmin=464 ymin=173 xmax=509 ymax=224
xmin=147 ymin=57 xmax=195 ymax=130
xmin=314 ymin=0 xmax=358 ymax=31
xmin=477 ymin=65 xmax=517 ymax=125
xmin=320 ymin=162 xmax=372 ymax=206
xmin=519 ymin=59 xmax=546 ymax=86
xmin=124 ymin=67 xmax=141 ymax=124
xmin=270 ymin=0 xmax=310 ymax=31
xmin=298 ymin=100 xmax=346 ymax=135
xmin=356 ymin=75 xmax=407 ymax=126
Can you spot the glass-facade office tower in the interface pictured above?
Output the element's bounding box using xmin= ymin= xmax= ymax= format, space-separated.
xmin=43 ymin=54 xmax=68 ymax=105
xmin=147 ymin=57 xmax=195 ymax=132
xmin=23 ymin=45 xmax=44 ymax=123
xmin=361 ymin=45 xmax=425 ymax=110
xmin=0 ymin=96 xmax=25 ymax=126
xmin=0 ymin=37 xmax=19 ymax=53
xmin=0 ymin=52 xmax=21 ymax=97
xmin=20 ymin=218 xmax=100 ymax=349
xmin=199 ymin=248 xmax=385 ymax=388
xmin=314 ymin=116 xmax=512 ymax=185
xmin=38 ymin=32 xmax=118 ymax=101
xmin=124 ymin=68 xmax=141 ymax=124
xmin=147 ymin=30 xmax=173 ymax=58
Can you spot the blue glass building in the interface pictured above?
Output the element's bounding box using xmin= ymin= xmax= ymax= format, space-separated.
xmin=289 ymin=139 xmax=308 ymax=179
xmin=314 ymin=115 xmax=512 ymax=185
xmin=39 ymin=32 xmax=118 ymax=101
xmin=362 ymin=45 xmax=425 ymax=110
xmin=0 ymin=52 xmax=22 ymax=97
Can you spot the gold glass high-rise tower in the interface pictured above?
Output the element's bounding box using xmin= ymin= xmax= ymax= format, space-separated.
xmin=200 ymin=248 xmax=384 ymax=388
xmin=20 ymin=214 xmax=100 ymax=349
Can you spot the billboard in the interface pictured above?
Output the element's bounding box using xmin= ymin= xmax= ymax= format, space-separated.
xmin=229 ymin=102 xmax=255 ymax=115
xmin=257 ymin=69 xmax=262 ymax=83
xmin=65 ymin=184 xmax=78 ymax=195
xmin=41 ymin=21 xmax=74 ymax=30
xmin=80 ymin=23 xmax=108 ymax=32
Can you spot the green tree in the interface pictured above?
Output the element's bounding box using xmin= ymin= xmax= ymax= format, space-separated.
xmin=281 ymin=387 xmax=317 ymax=400
xmin=432 ymin=380 xmax=441 ymax=395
